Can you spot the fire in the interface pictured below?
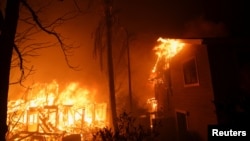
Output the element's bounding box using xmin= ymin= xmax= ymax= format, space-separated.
xmin=7 ymin=80 xmax=107 ymax=139
xmin=148 ymin=38 xmax=185 ymax=128
xmin=147 ymin=98 xmax=158 ymax=128
xmin=152 ymin=37 xmax=185 ymax=73
xmin=147 ymin=97 xmax=158 ymax=112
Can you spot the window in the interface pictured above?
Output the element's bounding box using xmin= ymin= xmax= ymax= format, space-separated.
xmin=183 ymin=57 xmax=199 ymax=86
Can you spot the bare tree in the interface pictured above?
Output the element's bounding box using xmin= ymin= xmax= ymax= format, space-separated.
xmin=10 ymin=0 xmax=81 ymax=86
xmin=0 ymin=0 xmax=80 ymax=140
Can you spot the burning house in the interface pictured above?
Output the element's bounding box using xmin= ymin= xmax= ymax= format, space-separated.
xmin=7 ymin=81 xmax=108 ymax=141
xmin=149 ymin=37 xmax=250 ymax=141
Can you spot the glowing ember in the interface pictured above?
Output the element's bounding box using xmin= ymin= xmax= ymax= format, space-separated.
xmin=7 ymin=80 xmax=107 ymax=139
xmin=152 ymin=37 xmax=185 ymax=73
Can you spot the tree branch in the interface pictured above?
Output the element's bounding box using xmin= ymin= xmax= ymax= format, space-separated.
xmin=20 ymin=0 xmax=78 ymax=69
xmin=10 ymin=44 xmax=34 ymax=87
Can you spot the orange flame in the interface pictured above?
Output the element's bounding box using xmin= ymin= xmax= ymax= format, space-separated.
xmin=152 ymin=37 xmax=185 ymax=73
xmin=7 ymin=81 xmax=107 ymax=135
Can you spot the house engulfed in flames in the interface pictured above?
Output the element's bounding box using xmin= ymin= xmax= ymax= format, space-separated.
xmin=7 ymin=81 xmax=107 ymax=140
xmin=148 ymin=37 xmax=185 ymax=115
xmin=149 ymin=37 xmax=250 ymax=141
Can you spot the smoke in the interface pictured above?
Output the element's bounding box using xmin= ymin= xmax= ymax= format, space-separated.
xmin=182 ymin=16 xmax=229 ymax=38
xmin=127 ymin=34 xmax=157 ymax=113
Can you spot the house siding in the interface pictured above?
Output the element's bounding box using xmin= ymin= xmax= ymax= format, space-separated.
xmin=170 ymin=44 xmax=217 ymax=141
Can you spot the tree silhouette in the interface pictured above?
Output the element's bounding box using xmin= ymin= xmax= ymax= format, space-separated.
xmin=0 ymin=0 xmax=79 ymax=140
xmin=0 ymin=0 xmax=20 ymax=140
xmin=93 ymin=0 xmax=131 ymax=133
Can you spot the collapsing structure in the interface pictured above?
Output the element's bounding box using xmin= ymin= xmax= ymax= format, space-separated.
xmin=7 ymin=81 xmax=107 ymax=141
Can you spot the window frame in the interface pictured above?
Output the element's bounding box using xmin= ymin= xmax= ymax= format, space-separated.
xmin=182 ymin=56 xmax=199 ymax=87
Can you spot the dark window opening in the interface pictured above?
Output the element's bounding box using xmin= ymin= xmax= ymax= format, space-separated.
xmin=183 ymin=57 xmax=199 ymax=86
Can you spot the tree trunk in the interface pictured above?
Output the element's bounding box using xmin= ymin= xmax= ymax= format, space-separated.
xmin=0 ymin=0 xmax=20 ymax=140
xmin=104 ymin=0 xmax=118 ymax=132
